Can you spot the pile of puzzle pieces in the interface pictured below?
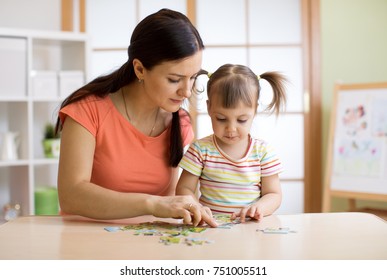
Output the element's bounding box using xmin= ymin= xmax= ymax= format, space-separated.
xmin=104 ymin=214 xmax=240 ymax=246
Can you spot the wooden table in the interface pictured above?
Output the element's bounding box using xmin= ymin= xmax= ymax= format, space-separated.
xmin=0 ymin=212 xmax=386 ymax=260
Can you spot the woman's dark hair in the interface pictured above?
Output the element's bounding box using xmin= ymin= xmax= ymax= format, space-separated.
xmin=56 ymin=9 xmax=205 ymax=167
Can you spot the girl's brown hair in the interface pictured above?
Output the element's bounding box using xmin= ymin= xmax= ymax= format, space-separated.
xmin=206 ymin=64 xmax=287 ymax=115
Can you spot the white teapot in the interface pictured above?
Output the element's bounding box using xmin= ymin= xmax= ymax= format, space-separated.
xmin=1 ymin=131 xmax=20 ymax=161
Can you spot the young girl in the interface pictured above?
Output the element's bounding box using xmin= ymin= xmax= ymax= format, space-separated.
xmin=176 ymin=64 xmax=287 ymax=222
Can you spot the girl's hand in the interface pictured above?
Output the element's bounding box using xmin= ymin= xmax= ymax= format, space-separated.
xmin=232 ymin=175 xmax=282 ymax=223
xmin=147 ymin=195 xmax=218 ymax=227
xmin=231 ymin=204 xmax=264 ymax=222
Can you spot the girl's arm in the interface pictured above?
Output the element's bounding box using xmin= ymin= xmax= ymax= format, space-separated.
xmin=175 ymin=169 xmax=200 ymax=199
xmin=255 ymin=174 xmax=282 ymax=216
xmin=176 ymin=170 xmax=217 ymax=226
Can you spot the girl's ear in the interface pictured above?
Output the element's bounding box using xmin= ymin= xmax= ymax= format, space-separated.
xmin=133 ymin=58 xmax=145 ymax=80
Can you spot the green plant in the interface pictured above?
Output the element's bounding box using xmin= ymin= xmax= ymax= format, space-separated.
xmin=44 ymin=123 xmax=60 ymax=139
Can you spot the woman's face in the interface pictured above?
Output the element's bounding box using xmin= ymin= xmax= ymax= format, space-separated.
xmin=142 ymin=51 xmax=203 ymax=112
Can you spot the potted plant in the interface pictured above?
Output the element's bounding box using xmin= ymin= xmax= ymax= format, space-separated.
xmin=42 ymin=123 xmax=61 ymax=158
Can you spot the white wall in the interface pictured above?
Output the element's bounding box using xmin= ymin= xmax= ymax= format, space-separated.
xmin=0 ymin=0 xmax=61 ymax=30
xmin=0 ymin=0 xmax=306 ymax=215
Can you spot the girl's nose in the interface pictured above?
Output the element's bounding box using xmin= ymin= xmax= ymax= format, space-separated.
xmin=226 ymin=123 xmax=236 ymax=132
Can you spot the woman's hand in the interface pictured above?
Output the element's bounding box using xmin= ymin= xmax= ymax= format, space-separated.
xmin=146 ymin=195 xmax=217 ymax=227
xmin=190 ymin=204 xmax=216 ymax=227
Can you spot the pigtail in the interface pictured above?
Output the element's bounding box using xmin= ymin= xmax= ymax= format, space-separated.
xmin=259 ymin=72 xmax=287 ymax=115
xmin=169 ymin=111 xmax=183 ymax=167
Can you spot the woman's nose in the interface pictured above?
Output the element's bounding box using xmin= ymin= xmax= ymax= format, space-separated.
xmin=178 ymin=82 xmax=192 ymax=98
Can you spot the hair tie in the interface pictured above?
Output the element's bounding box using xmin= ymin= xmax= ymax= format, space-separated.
xmin=207 ymin=72 xmax=212 ymax=78
xmin=257 ymin=75 xmax=261 ymax=81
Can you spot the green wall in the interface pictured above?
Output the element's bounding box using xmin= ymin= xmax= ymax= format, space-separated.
xmin=321 ymin=0 xmax=387 ymax=211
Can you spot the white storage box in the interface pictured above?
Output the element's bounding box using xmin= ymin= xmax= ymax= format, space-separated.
xmin=30 ymin=71 xmax=58 ymax=99
xmin=0 ymin=37 xmax=27 ymax=98
xmin=59 ymin=71 xmax=84 ymax=98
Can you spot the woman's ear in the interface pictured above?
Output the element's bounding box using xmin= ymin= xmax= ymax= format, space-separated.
xmin=133 ymin=58 xmax=145 ymax=80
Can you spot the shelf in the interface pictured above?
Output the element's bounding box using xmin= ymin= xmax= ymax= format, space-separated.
xmin=32 ymin=158 xmax=59 ymax=165
xmin=0 ymin=160 xmax=29 ymax=167
xmin=0 ymin=97 xmax=28 ymax=102
xmin=0 ymin=159 xmax=58 ymax=167
xmin=0 ymin=28 xmax=88 ymax=215
xmin=0 ymin=27 xmax=88 ymax=42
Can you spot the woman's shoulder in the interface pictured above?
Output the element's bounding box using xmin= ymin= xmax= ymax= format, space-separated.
xmin=80 ymin=94 xmax=112 ymax=105
xmin=60 ymin=94 xmax=115 ymax=128
xmin=178 ymin=108 xmax=194 ymax=145
xmin=69 ymin=94 xmax=114 ymax=113
xmin=178 ymin=108 xmax=191 ymax=123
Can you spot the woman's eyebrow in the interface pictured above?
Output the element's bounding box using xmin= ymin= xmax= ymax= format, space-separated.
xmin=168 ymin=71 xmax=201 ymax=78
xmin=168 ymin=73 xmax=186 ymax=77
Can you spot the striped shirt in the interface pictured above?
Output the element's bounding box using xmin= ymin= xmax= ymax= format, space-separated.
xmin=179 ymin=134 xmax=283 ymax=214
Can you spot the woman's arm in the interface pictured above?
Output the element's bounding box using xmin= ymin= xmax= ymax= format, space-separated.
xmin=58 ymin=117 xmax=217 ymax=226
xmin=58 ymin=117 xmax=152 ymax=219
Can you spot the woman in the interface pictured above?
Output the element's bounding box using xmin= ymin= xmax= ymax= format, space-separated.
xmin=56 ymin=9 xmax=217 ymax=227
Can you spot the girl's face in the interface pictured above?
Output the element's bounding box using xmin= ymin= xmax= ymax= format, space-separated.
xmin=207 ymin=90 xmax=256 ymax=148
xmin=142 ymin=51 xmax=203 ymax=112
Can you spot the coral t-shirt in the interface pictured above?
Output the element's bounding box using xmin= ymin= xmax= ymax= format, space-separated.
xmin=59 ymin=95 xmax=194 ymax=195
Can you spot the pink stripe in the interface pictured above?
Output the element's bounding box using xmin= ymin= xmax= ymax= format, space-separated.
xmin=200 ymin=183 xmax=259 ymax=191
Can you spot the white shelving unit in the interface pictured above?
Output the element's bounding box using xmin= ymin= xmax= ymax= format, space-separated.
xmin=0 ymin=28 xmax=89 ymax=217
